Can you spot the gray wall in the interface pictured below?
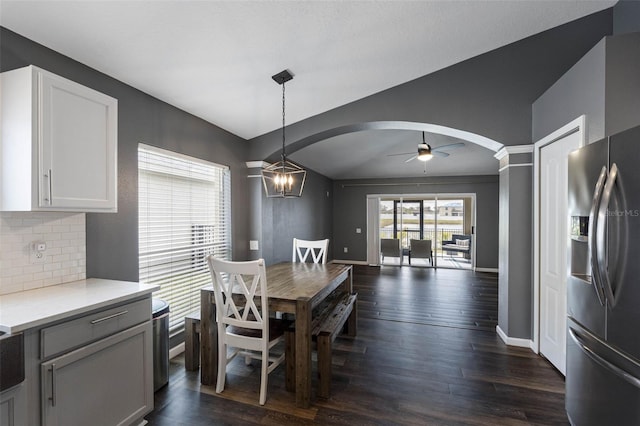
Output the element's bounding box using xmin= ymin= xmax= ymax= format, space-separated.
xmin=532 ymin=39 xmax=606 ymax=143
xmin=332 ymin=175 xmax=499 ymax=269
xmin=260 ymin=168 xmax=333 ymax=265
xmin=533 ymin=32 xmax=640 ymax=144
xmin=614 ymin=0 xmax=640 ymax=35
xmin=498 ymin=166 xmax=510 ymax=333
xmin=497 ymin=153 xmax=533 ymax=339
xmin=605 ymin=32 xmax=640 ymax=136
xmin=0 ymin=27 xmax=251 ymax=281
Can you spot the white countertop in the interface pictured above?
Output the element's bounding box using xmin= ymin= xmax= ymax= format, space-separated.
xmin=0 ymin=278 xmax=159 ymax=333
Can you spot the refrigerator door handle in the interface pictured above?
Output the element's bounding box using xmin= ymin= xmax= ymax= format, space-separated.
xmin=589 ymin=166 xmax=608 ymax=306
xmin=569 ymin=326 xmax=640 ymax=389
xmin=597 ymin=163 xmax=619 ymax=307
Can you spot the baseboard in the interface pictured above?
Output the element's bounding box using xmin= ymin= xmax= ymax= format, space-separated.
xmin=475 ymin=267 xmax=498 ymax=273
xmin=496 ymin=325 xmax=533 ymax=349
xmin=332 ymin=259 xmax=494 ymax=269
xmin=169 ymin=342 xmax=185 ymax=359
xmin=331 ymin=259 xmax=369 ymax=265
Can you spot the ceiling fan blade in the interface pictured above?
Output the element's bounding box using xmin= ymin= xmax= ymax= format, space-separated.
xmin=387 ymin=151 xmax=415 ymax=157
xmin=433 ymin=151 xmax=450 ymax=158
xmin=404 ymin=155 xmax=418 ymax=163
xmin=432 ymin=142 xmax=465 ymax=152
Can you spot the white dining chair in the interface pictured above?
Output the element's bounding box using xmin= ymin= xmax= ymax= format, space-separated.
xmin=206 ymin=256 xmax=288 ymax=405
xmin=292 ymin=238 xmax=329 ymax=264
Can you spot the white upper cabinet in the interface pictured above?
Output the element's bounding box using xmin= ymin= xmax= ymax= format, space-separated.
xmin=1 ymin=65 xmax=117 ymax=212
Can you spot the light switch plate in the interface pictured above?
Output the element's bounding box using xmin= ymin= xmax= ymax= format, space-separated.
xmin=249 ymin=240 xmax=259 ymax=251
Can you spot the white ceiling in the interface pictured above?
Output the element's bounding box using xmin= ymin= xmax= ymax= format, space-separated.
xmin=289 ymin=130 xmax=499 ymax=179
xmin=0 ymin=0 xmax=616 ymax=179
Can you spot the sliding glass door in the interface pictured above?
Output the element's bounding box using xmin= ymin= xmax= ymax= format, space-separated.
xmin=422 ymin=199 xmax=436 ymax=250
xmin=394 ymin=200 xmax=421 ymax=249
xmin=435 ymin=196 xmax=470 ymax=268
xmin=378 ymin=195 xmax=474 ymax=269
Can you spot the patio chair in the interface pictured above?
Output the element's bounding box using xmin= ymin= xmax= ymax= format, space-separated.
xmin=380 ymin=238 xmax=402 ymax=265
xmin=409 ymin=239 xmax=433 ymax=266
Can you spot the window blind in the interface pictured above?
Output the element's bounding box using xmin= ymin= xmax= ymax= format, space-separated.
xmin=138 ymin=144 xmax=231 ymax=335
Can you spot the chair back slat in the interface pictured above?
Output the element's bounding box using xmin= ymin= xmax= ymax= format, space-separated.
xmin=207 ymin=257 xmax=268 ymax=333
xmin=292 ymin=238 xmax=329 ymax=264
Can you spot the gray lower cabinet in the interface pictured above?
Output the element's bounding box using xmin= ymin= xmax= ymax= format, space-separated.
xmin=40 ymin=321 xmax=153 ymax=426
xmin=0 ymin=383 xmax=26 ymax=426
xmin=17 ymin=295 xmax=156 ymax=426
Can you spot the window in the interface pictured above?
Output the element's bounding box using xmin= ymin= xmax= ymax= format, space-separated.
xmin=138 ymin=144 xmax=231 ymax=336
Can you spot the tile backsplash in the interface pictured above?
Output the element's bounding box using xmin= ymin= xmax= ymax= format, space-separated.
xmin=0 ymin=212 xmax=86 ymax=295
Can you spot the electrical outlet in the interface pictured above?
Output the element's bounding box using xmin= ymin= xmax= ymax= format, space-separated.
xmin=356 ymin=228 xmax=361 ymax=234
xmin=343 ymin=247 xmax=348 ymax=253
xmin=30 ymin=241 xmax=47 ymax=264
xmin=249 ymin=240 xmax=259 ymax=251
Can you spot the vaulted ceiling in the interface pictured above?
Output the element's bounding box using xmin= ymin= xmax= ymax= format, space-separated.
xmin=0 ymin=0 xmax=617 ymax=179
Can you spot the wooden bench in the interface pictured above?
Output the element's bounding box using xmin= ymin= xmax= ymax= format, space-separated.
xmin=184 ymin=311 xmax=201 ymax=371
xmin=285 ymin=291 xmax=358 ymax=399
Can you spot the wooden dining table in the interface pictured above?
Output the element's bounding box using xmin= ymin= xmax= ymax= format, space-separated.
xmin=200 ymin=261 xmax=353 ymax=408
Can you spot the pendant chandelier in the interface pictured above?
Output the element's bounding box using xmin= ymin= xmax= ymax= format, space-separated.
xmin=261 ymin=69 xmax=307 ymax=198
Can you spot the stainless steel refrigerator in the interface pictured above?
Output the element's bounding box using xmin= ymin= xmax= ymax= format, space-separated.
xmin=566 ymin=124 xmax=640 ymax=425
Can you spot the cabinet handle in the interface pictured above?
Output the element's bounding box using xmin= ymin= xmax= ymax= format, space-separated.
xmin=44 ymin=169 xmax=53 ymax=204
xmin=49 ymin=363 xmax=57 ymax=407
xmin=90 ymin=310 xmax=128 ymax=324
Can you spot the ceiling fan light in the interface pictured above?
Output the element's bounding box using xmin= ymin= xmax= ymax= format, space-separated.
xmin=417 ymin=143 xmax=433 ymax=161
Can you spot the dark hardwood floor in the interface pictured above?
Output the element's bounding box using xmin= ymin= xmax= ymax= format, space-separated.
xmin=146 ymin=265 xmax=568 ymax=425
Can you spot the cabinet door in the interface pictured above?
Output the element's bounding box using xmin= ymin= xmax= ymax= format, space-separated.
xmin=0 ymin=383 xmax=26 ymax=426
xmin=38 ymin=70 xmax=117 ymax=211
xmin=41 ymin=322 xmax=152 ymax=426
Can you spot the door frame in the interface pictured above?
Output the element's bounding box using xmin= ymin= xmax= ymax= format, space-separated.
xmin=532 ymin=115 xmax=585 ymax=355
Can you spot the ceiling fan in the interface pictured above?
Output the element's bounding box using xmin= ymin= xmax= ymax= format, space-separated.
xmin=387 ymin=132 xmax=465 ymax=163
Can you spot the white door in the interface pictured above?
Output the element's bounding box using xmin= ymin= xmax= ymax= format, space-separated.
xmin=539 ymin=129 xmax=581 ymax=375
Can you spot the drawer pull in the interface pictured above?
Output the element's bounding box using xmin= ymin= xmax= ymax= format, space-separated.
xmin=90 ymin=310 xmax=128 ymax=324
